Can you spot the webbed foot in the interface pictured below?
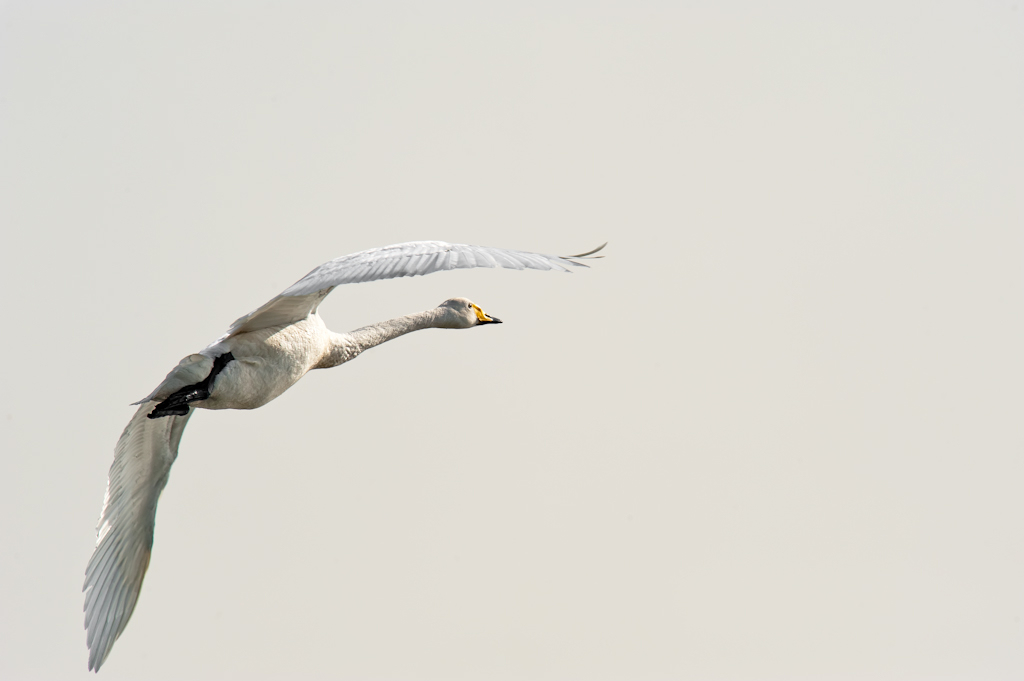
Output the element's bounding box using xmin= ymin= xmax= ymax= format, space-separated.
xmin=147 ymin=352 xmax=234 ymax=419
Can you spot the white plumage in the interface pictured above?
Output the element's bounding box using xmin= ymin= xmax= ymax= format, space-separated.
xmin=83 ymin=240 xmax=603 ymax=671
xmin=227 ymin=240 xmax=597 ymax=336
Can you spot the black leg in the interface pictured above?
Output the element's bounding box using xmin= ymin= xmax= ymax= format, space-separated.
xmin=148 ymin=352 xmax=235 ymax=419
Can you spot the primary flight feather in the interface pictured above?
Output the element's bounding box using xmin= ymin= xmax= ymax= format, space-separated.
xmin=83 ymin=240 xmax=604 ymax=671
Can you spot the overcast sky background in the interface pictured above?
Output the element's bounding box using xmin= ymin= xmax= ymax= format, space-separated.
xmin=1 ymin=2 xmax=1022 ymax=679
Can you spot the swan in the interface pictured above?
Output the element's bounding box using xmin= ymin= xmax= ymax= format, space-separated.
xmin=83 ymin=240 xmax=604 ymax=671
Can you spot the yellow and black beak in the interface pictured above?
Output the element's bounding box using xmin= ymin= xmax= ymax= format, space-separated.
xmin=472 ymin=304 xmax=502 ymax=325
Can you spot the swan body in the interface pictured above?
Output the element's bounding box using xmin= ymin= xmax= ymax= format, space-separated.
xmin=84 ymin=240 xmax=604 ymax=671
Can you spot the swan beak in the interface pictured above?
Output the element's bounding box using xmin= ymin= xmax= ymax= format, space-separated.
xmin=473 ymin=306 xmax=502 ymax=325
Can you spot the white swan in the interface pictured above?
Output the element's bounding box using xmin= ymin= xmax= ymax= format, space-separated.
xmin=83 ymin=240 xmax=604 ymax=671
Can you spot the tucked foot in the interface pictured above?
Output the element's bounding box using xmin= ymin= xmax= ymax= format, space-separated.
xmin=148 ymin=404 xmax=191 ymax=418
xmin=148 ymin=387 xmax=210 ymax=418
xmin=147 ymin=352 xmax=234 ymax=419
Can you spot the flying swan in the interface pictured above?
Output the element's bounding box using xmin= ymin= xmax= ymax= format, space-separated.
xmin=83 ymin=240 xmax=604 ymax=671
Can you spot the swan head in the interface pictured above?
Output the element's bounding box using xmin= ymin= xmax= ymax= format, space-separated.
xmin=436 ymin=297 xmax=503 ymax=329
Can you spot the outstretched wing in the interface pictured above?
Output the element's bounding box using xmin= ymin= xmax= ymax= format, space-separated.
xmin=225 ymin=240 xmax=606 ymax=337
xmin=84 ymin=404 xmax=192 ymax=671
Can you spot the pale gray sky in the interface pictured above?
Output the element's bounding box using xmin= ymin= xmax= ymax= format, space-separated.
xmin=1 ymin=2 xmax=1022 ymax=679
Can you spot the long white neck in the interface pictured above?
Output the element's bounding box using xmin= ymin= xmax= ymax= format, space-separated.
xmin=316 ymin=308 xmax=442 ymax=369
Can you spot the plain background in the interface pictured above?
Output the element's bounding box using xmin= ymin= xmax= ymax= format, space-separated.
xmin=1 ymin=2 xmax=1022 ymax=679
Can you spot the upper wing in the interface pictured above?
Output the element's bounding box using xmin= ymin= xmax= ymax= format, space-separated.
xmin=83 ymin=404 xmax=192 ymax=671
xmin=225 ymin=240 xmax=606 ymax=337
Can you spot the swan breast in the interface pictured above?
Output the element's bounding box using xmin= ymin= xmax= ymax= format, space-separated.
xmin=201 ymin=315 xmax=331 ymax=410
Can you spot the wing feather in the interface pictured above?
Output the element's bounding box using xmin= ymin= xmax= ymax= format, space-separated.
xmin=224 ymin=240 xmax=604 ymax=337
xmin=83 ymin=404 xmax=192 ymax=671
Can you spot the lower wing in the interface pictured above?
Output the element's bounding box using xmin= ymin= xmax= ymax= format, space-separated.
xmin=83 ymin=403 xmax=192 ymax=671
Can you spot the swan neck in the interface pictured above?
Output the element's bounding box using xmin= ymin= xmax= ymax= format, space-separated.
xmin=317 ymin=309 xmax=440 ymax=369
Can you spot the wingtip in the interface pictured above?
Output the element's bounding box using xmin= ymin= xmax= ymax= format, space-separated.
xmin=563 ymin=242 xmax=608 ymax=259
